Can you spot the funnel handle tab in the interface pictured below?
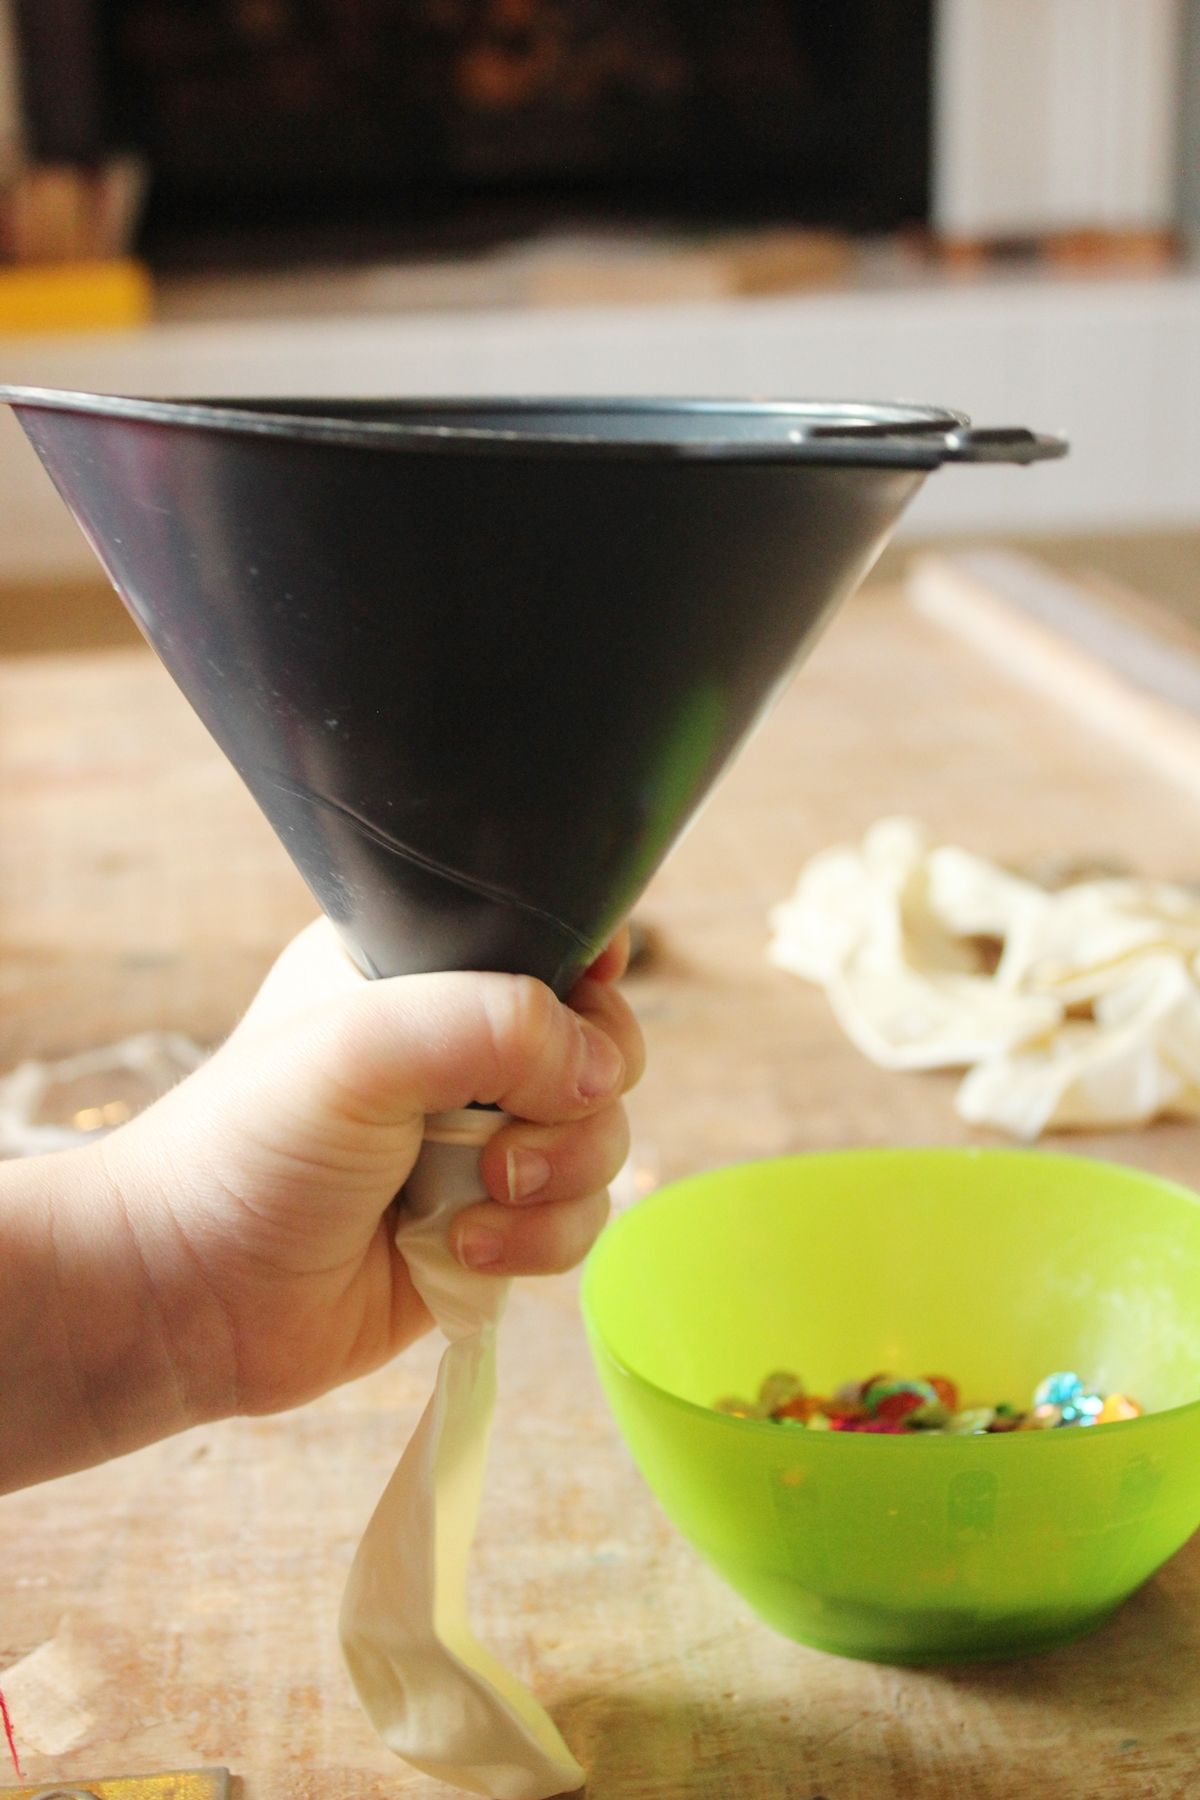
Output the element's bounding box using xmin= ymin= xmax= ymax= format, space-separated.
xmin=938 ymin=425 xmax=1069 ymax=464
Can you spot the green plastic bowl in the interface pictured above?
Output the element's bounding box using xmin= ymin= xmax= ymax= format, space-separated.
xmin=581 ymin=1148 xmax=1200 ymax=1664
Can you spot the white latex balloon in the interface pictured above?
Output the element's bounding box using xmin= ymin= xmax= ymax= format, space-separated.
xmin=769 ymin=819 xmax=1200 ymax=1139
xmin=340 ymin=1110 xmax=584 ymax=1800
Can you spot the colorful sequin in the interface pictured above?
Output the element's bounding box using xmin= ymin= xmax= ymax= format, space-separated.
xmin=714 ymin=1368 xmax=1145 ymax=1433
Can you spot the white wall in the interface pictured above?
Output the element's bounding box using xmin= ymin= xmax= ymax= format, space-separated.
xmin=2 ymin=268 xmax=1199 ymax=579
xmin=933 ymin=0 xmax=1183 ymax=237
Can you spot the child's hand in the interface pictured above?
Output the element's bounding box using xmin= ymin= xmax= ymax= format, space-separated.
xmin=0 ymin=923 xmax=643 ymax=1490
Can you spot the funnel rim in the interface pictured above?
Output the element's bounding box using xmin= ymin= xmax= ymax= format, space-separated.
xmin=0 ymin=387 xmax=1066 ymax=467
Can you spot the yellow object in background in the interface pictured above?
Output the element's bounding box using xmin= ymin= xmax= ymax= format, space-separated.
xmin=0 ymin=258 xmax=152 ymax=332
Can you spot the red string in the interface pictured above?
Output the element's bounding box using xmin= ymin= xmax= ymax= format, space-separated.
xmin=0 ymin=1684 xmax=22 ymax=1778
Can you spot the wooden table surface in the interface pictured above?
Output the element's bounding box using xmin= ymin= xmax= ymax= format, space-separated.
xmin=2 ymin=586 xmax=1198 ymax=1800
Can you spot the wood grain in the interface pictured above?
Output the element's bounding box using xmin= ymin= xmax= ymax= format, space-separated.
xmin=2 ymin=585 xmax=1199 ymax=1798
xmin=907 ymin=549 xmax=1200 ymax=805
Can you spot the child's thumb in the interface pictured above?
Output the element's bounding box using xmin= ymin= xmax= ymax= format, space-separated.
xmin=238 ymin=967 xmax=626 ymax=1145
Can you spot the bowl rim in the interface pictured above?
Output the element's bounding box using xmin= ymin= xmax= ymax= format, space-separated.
xmin=581 ymin=1144 xmax=1200 ymax=1447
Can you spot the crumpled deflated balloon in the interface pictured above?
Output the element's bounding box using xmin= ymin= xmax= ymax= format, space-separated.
xmin=340 ymin=1109 xmax=584 ymax=1800
xmin=768 ymin=817 xmax=1200 ymax=1139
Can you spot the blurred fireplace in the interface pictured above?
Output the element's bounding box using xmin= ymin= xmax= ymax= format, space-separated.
xmin=13 ymin=1 xmax=933 ymax=268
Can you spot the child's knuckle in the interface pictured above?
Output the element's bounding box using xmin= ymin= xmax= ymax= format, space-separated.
xmin=489 ymin=975 xmax=561 ymax=1075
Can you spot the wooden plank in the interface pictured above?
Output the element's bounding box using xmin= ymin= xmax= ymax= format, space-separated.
xmin=908 ymin=546 xmax=1200 ymax=717
xmin=1 ymin=585 xmax=1198 ymax=1798
xmin=907 ymin=547 xmax=1200 ymax=802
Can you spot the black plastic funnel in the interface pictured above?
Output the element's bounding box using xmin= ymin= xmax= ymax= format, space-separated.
xmin=3 ymin=392 xmax=1064 ymax=993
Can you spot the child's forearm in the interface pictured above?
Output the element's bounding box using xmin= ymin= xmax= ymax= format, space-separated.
xmin=0 ymin=1145 xmax=218 ymax=1494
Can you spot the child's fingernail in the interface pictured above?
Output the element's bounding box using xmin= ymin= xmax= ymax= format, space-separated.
xmin=506 ymin=1148 xmax=552 ymax=1201
xmin=579 ymin=1025 xmax=623 ymax=1099
xmin=459 ymin=1227 xmax=504 ymax=1269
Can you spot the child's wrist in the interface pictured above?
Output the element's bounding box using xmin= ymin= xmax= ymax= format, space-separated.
xmin=0 ymin=1139 xmax=231 ymax=1492
xmin=93 ymin=1130 xmax=241 ymax=1434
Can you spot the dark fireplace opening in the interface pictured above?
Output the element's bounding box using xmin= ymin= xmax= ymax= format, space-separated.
xmin=17 ymin=1 xmax=933 ymax=272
